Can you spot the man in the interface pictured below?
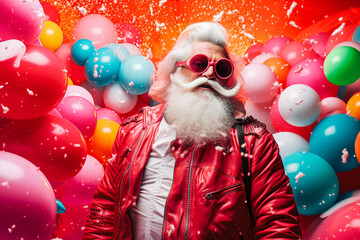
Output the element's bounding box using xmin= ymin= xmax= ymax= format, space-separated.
xmin=83 ymin=22 xmax=302 ymax=240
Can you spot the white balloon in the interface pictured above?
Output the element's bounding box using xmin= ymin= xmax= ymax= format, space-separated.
xmin=64 ymin=85 xmax=95 ymax=106
xmin=273 ymin=132 xmax=309 ymax=159
xmin=278 ymin=84 xmax=321 ymax=127
xmin=103 ymin=82 xmax=138 ymax=114
xmin=250 ymin=53 xmax=279 ymax=64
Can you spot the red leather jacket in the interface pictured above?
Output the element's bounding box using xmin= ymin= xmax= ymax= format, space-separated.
xmin=83 ymin=103 xmax=301 ymax=240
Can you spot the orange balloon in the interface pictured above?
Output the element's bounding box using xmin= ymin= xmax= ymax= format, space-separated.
xmin=39 ymin=20 xmax=63 ymax=51
xmin=86 ymin=119 xmax=120 ymax=165
xmin=346 ymin=92 xmax=360 ymax=120
xmin=68 ymin=77 xmax=73 ymax=85
xmin=263 ymin=57 xmax=290 ymax=89
xmin=355 ymin=131 xmax=360 ymax=163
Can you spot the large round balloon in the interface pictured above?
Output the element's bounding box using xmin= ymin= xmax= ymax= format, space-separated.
xmin=282 ymin=152 xmax=339 ymax=215
xmin=310 ymin=113 xmax=360 ymax=172
xmin=0 ymin=151 xmax=57 ymax=240
xmin=0 ymin=0 xmax=45 ymax=43
xmin=262 ymin=36 xmax=293 ymax=55
xmin=273 ymin=132 xmax=309 ymax=159
xmin=0 ymin=114 xmax=87 ymax=184
xmin=71 ymin=39 xmax=95 ymax=66
xmin=103 ymin=82 xmax=138 ymax=114
xmin=0 ymin=40 xmax=67 ymax=119
xmin=279 ymin=41 xmax=319 ymax=66
xmin=303 ymin=32 xmax=330 ymax=57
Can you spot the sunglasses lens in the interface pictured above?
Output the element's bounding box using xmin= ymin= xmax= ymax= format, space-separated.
xmin=216 ymin=59 xmax=233 ymax=78
xmin=189 ymin=55 xmax=209 ymax=73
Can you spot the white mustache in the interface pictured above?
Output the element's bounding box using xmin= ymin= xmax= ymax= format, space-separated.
xmin=170 ymin=74 xmax=241 ymax=97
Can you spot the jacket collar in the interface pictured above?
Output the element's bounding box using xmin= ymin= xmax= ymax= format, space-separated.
xmin=140 ymin=103 xmax=166 ymax=128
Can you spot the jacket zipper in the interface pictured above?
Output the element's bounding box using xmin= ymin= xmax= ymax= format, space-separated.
xmin=116 ymin=128 xmax=145 ymax=240
xmin=204 ymin=182 xmax=242 ymax=200
xmin=184 ymin=147 xmax=196 ymax=240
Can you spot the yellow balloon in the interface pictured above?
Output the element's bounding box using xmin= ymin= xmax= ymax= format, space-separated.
xmin=39 ymin=21 xmax=63 ymax=51
xmin=68 ymin=77 xmax=73 ymax=85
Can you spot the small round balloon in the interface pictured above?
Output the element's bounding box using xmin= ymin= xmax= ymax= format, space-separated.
xmin=71 ymin=39 xmax=95 ymax=66
xmin=310 ymin=113 xmax=360 ymax=172
xmin=85 ymin=47 xmax=121 ymax=87
xmin=324 ymin=46 xmax=360 ymax=86
xmin=118 ymin=55 xmax=155 ymax=95
xmin=318 ymin=97 xmax=346 ymax=121
xmin=39 ymin=20 xmax=63 ymax=52
xmin=103 ymin=82 xmax=138 ymax=114
xmin=104 ymin=43 xmax=130 ymax=61
xmin=282 ymin=152 xmax=339 ymax=215
xmin=273 ymin=132 xmax=309 ymax=159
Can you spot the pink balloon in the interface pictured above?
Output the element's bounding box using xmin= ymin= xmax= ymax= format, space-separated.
xmin=263 ymin=36 xmax=293 ymax=55
xmin=332 ymin=40 xmax=360 ymax=52
xmin=81 ymin=81 xmax=106 ymax=108
xmin=96 ymin=108 xmax=122 ymax=125
xmin=56 ymin=96 xmax=97 ymax=139
xmin=52 ymin=155 xmax=104 ymax=240
xmin=304 ymin=32 xmax=330 ymax=58
xmin=72 ymin=14 xmax=118 ymax=48
xmin=121 ymin=43 xmax=142 ymax=55
xmin=48 ymin=108 xmax=63 ymax=118
xmin=64 ymin=85 xmax=95 ymax=106
xmin=279 ymin=41 xmax=320 ymax=66
xmin=0 ymin=151 xmax=56 ymax=239
xmin=317 ymin=97 xmax=346 ymax=122
xmin=244 ymin=43 xmax=263 ymax=62
xmin=250 ymin=53 xmax=279 ymax=64
xmin=286 ymin=58 xmax=339 ymax=99
xmin=0 ymin=0 xmax=45 ymax=43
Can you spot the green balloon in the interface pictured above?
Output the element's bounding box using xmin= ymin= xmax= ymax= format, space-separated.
xmin=324 ymin=46 xmax=360 ymax=86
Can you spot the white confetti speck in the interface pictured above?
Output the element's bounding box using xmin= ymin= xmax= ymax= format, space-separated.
xmin=331 ymin=22 xmax=346 ymax=36
xmin=78 ymin=6 xmax=87 ymax=16
xmin=213 ymin=11 xmax=224 ymax=21
xmin=295 ymin=172 xmax=305 ymax=183
xmin=287 ymin=2 xmax=297 ymax=17
xmin=1 ymin=104 xmax=9 ymax=114
xmin=342 ymin=148 xmax=349 ymax=164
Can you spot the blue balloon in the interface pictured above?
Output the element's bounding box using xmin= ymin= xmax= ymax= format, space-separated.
xmin=71 ymin=39 xmax=95 ymax=66
xmin=352 ymin=25 xmax=360 ymax=43
xmin=118 ymin=55 xmax=155 ymax=95
xmin=336 ymin=189 xmax=360 ymax=203
xmin=85 ymin=47 xmax=121 ymax=87
xmin=310 ymin=114 xmax=360 ymax=172
xmin=56 ymin=199 xmax=66 ymax=214
xmin=104 ymin=43 xmax=130 ymax=61
xmin=283 ymin=152 xmax=339 ymax=215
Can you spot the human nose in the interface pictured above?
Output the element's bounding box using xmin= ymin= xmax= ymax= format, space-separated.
xmin=202 ymin=64 xmax=216 ymax=80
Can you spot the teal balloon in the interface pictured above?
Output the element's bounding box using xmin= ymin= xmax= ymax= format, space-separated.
xmin=118 ymin=55 xmax=155 ymax=95
xmin=56 ymin=199 xmax=66 ymax=214
xmin=324 ymin=46 xmax=360 ymax=86
xmin=310 ymin=114 xmax=360 ymax=172
xmin=104 ymin=43 xmax=130 ymax=61
xmin=352 ymin=25 xmax=360 ymax=43
xmin=336 ymin=189 xmax=360 ymax=203
xmin=283 ymin=152 xmax=339 ymax=215
xmin=71 ymin=39 xmax=95 ymax=66
xmin=85 ymin=47 xmax=120 ymax=87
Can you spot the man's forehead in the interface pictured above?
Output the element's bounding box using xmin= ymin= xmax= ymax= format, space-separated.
xmin=190 ymin=41 xmax=228 ymax=57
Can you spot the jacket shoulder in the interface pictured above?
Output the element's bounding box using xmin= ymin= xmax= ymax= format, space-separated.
xmin=237 ymin=116 xmax=267 ymax=138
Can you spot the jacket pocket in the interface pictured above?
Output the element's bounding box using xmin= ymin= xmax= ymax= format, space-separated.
xmin=204 ymin=182 xmax=242 ymax=200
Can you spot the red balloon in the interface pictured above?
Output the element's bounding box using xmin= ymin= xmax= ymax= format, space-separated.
xmin=244 ymin=43 xmax=263 ymax=62
xmin=279 ymin=41 xmax=320 ymax=66
xmin=40 ymin=2 xmax=60 ymax=25
xmin=0 ymin=43 xmax=67 ymax=119
xmin=0 ymin=114 xmax=87 ymax=184
xmin=115 ymin=23 xmax=143 ymax=47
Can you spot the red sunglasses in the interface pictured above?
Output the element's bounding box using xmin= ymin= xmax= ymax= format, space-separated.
xmin=176 ymin=54 xmax=234 ymax=80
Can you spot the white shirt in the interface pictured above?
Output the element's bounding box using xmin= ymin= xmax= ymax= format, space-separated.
xmin=128 ymin=118 xmax=177 ymax=240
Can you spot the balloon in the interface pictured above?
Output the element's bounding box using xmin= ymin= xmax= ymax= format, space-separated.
xmin=39 ymin=21 xmax=63 ymax=51
xmin=332 ymin=40 xmax=360 ymax=52
xmin=64 ymin=85 xmax=95 ymax=106
xmin=310 ymin=113 xmax=360 ymax=172
xmin=282 ymin=152 xmax=339 ymax=215
xmin=324 ymin=46 xmax=360 ymax=86
xmin=104 ymin=43 xmax=131 ymax=61
xmin=353 ymin=25 xmax=360 ymax=43
xmin=68 ymin=77 xmax=74 ymax=85
xmin=273 ymin=132 xmax=309 ymax=159
xmin=286 ymin=58 xmax=339 ymax=99
xmin=71 ymin=14 xmax=118 ymax=49
xmin=262 ymin=36 xmax=293 ymax=55
xmin=55 ymin=43 xmax=86 ymax=85
xmin=52 ymin=155 xmax=104 ymax=240
xmin=279 ymin=41 xmax=320 ymax=66
xmin=56 ymin=96 xmax=97 ymax=139
xmin=0 ymin=151 xmax=56 ymax=240
xmin=263 ymin=57 xmax=290 ymax=88
xmin=278 ymin=84 xmax=321 ymax=127
xmin=81 ymin=81 xmax=106 ymax=108
xmin=0 ymin=0 xmax=45 ymax=43
xmin=0 ymin=114 xmax=87 ymax=184
xmin=356 ymin=131 xmax=360 ymax=163
xmin=0 ymin=41 xmax=67 ymax=119
xmin=318 ymin=97 xmax=346 ymax=122
xmin=270 ymin=96 xmax=316 ymax=140
xmin=96 ymin=108 xmax=122 ymax=125
xmin=87 ymin=119 xmax=120 ymax=165
xmin=326 ymin=24 xmax=359 ymax=53
xmin=103 ymin=82 xmax=138 ymax=114
xmin=244 ymin=101 xmax=275 ymax=134
xmin=343 ymin=77 xmax=360 ymax=102
xmin=71 ymin=39 xmax=96 ymax=66
xmin=40 ymin=2 xmax=60 ymax=25
xmin=56 ymin=199 xmax=66 ymax=214
xmin=115 ymin=23 xmax=143 ymax=47
xmin=121 ymin=43 xmax=142 ymax=55
xmin=250 ymin=53 xmax=278 ymax=64
xmin=303 ymin=32 xmax=330 ymax=57
xmin=240 ymin=63 xmax=279 ymax=103
xmin=118 ymin=55 xmax=155 ymax=95
xmin=337 ymin=189 xmax=360 ymax=202
xmin=347 ymin=92 xmax=360 ymax=120
xmin=85 ymin=47 xmax=121 ymax=87
xmin=244 ymin=43 xmax=263 ymax=62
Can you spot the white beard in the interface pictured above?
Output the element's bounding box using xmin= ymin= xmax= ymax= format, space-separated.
xmin=164 ymin=75 xmax=235 ymax=145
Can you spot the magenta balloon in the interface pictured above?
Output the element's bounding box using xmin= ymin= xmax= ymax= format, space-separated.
xmin=56 ymin=96 xmax=97 ymax=139
xmin=263 ymin=36 xmax=293 ymax=55
xmin=304 ymin=32 xmax=330 ymax=58
xmin=64 ymin=85 xmax=95 ymax=106
xmin=279 ymin=41 xmax=320 ymax=66
xmin=52 ymin=155 xmax=104 ymax=240
xmin=96 ymin=108 xmax=122 ymax=125
xmin=286 ymin=58 xmax=339 ymax=99
xmin=0 ymin=0 xmax=45 ymax=43
xmin=0 ymin=151 xmax=56 ymax=239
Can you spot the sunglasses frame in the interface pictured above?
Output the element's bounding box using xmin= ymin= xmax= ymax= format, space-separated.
xmin=176 ymin=54 xmax=234 ymax=80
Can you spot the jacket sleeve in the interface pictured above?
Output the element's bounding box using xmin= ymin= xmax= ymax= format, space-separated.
xmin=82 ymin=129 xmax=122 ymax=240
xmin=249 ymin=131 xmax=302 ymax=239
